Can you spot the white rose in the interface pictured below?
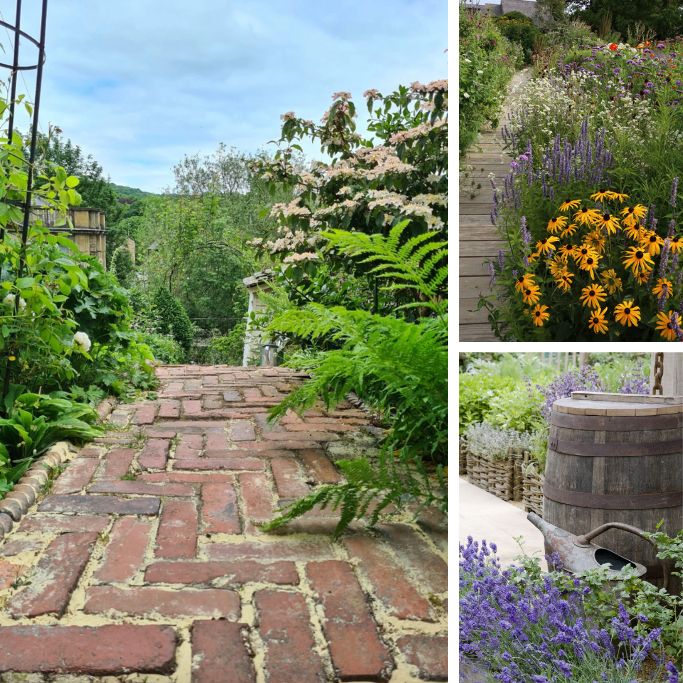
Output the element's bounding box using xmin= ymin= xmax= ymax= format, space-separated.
xmin=73 ymin=331 xmax=92 ymax=353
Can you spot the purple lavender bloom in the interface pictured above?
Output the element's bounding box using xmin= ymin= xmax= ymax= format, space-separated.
xmin=671 ymin=177 xmax=679 ymax=208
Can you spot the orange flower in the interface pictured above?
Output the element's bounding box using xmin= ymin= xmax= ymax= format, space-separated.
xmin=614 ymin=300 xmax=641 ymax=327
xmin=530 ymin=304 xmax=550 ymax=327
xmin=609 ymin=43 xmax=618 ymax=51
xmin=655 ymin=310 xmax=681 ymax=341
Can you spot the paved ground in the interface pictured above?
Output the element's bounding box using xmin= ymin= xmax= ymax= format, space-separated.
xmin=459 ymin=68 xmax=532 ymax=342
xmin=0 ymin=366 xmax=448 ymax=682
xmin=459 ymin=477 xmax=546 ymax=568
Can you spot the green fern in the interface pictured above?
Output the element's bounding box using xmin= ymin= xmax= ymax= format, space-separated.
xmin=260 ymin=448 xmax=446 ymax=539
xmin=322 ymin=220 xmax=447 ymax=316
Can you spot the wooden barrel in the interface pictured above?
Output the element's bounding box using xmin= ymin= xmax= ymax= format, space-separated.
xmin=544 ymin=392 xmax=682 ymax=582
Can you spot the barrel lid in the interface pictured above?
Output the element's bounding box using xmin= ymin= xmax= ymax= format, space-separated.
xmin=553 ymin=392 xmax=683 ymax=416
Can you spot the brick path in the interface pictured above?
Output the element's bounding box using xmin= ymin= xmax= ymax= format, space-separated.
xmin=0 ymin=366 xmax=448 ymax=682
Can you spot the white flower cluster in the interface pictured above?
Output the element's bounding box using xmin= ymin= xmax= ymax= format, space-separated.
xmin=269 ymin=199 xmax=311 ymax=219
xmin=3 ymin=293 xmax=26 ymax=311
xmin=73 ymin=331 xmax=92 ymax=353
xmin=410 ymin=79 xmax=448 ymax=94
xmin=282 ymin=252 xmax=319 ymax=264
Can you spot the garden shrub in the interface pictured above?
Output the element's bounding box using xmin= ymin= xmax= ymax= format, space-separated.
xmin=205 ymin=323 xmax=246 ymax=365
xmin=495 ymin=12 xmax=541 ymax=64
xmin=153 ymin=286 xmax=194 ymax=354
xmin=458 ymin=372 xmax=516 ymax=431
xmin=460 ymin=7 xmax=522 ymax=153
xmin=138 ymin=332 xmax=184 ymax=364
xmin=110 ymin=244 xmax=135 ymax=288
xmin=463 ymin=422 xmax=532 ymax=460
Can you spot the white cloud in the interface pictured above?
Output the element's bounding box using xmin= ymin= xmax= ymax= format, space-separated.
xmin=11 ymin=0 xmax=447 ymax=191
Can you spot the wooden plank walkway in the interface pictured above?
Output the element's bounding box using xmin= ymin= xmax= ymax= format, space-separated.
xmin=459 ymin=69 xmax=532 ymax=341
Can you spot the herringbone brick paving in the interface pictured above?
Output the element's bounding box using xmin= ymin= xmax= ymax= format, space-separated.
xmin=0 ymin=366 xmax=448 ymax=682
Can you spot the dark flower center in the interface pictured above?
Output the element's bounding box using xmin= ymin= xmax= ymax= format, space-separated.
xmin=587 ymin=258 xmax=594 ymax=265
xmin=535 ymin=311 xmax=541 ymax=317
xmin=593 ymin=317 xmax=599 ymax=323
xmin=650 ymin=235 xmax=657 ymax=242
xmin=589 ymin=290 xmax=595 ymax=296
xmin=667 ymin=323 xmax=673 ymax=329
xmin=636 ymin=250 xmax=644 ymax=258
xmin=603 ymin=213 xmax=610 ymax=220
xmin=624 ymin=308 xmax=631 ymax=314
xmin=525 ymin=289 xmax=531 ymax=295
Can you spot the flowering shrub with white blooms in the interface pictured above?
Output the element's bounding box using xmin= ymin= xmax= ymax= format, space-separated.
xmin=72 ymin=331 xmax=92 ymax=353
xmin=251 ymin=76 xmax=446 ymax=310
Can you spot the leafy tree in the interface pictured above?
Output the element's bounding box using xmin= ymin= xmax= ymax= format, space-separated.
xmin=567 ymin=0 xmax=683 ymax=39
xmin=33 ymin=127 xmax=120 ymax=218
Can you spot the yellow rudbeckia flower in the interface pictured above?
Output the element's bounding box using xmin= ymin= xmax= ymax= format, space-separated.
xmin=614 ymin=300 xmax=641 ymax=327
xmin=588 ymin=306 xmax=609 ymax=334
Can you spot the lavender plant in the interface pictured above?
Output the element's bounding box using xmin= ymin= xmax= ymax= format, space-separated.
xmin=460 ymin=537 xmax=680 ymax=682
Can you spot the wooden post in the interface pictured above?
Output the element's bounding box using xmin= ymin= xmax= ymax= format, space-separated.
xmin=650 ymin=353 xmax=683 ymax=396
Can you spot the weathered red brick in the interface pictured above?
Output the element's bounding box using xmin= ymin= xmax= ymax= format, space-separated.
xmin=89 ymin=480 xmax=194 ymax=497
xmin=262 ymin=430 xmax=338 ymax=443
xmin=9 ymin=532 xmax=99 ymax=617
xmin=0 ymin=559 xmax=21 ymax=590
xmin=242 ymin=387 xmax=264 ymax=402
xmin=254 ymin=590 xmax=326 ymax=682
xmin=52 ymin=458 xmax=98 ymax=494
xmin=132 ymin=405 xmax=158 ymax=425
xmin=173 ymin=457 xmax=264 ymax=471
xmin=18 ymin=513 xmax=109 ymax=534
xmin=191 ymin=620 xmax=256 ymax=683
xmin=307 ymin=560 xmax=393 ymax=680
xmin=206 ymin=538 xmax=335 ymax=562
xmin=223 ymin=389 xmax=242 ymax=402
xmin=94 ymin=517 xmax=152 ymax=583
xmin=201 ymin=482 xmax=241 ymax=534
xmin=0 ymin=537 xmax=42 ymax=556
xmin=396 ymin=635 xmax=448 ymax=681
xmin=155 ymin=500 xmax=198 ymax=558
xmin=202 ymin=395 xmax=224 ymax=410
xmin=298 ymin=449 xmax=342 ymax=483
xmin=0 ymin=624 xmax=177 ymax=674
xmin=239 ymin=472 xmax=275 ymax=524
xmin=285 ymin=420 xmax=357 ymax=433
xmin=39 ymin=495 xmax=160 ymax=516
xmin=98 ymin=447 xmax=136 ymax=480
xmin=145 ymin=559 xmax=298 ymax=585
xmin=183 ymin=399 xmax=203 ymax=416
xmin=228 ymin=419 xmax=256 ymax=442
xmin=380 ymin=524 xmax=448 ymax=594
xmin=79 ymin=445 xmax=104 ymax=458
xmin=158 ymin=400 xmax=180 ymax=419
xmin=84 ymin=586 xmax=239 ymax=619
xmin=205 ymin=432 xmax=227 ymax=450
xmin=237 ymin=439 xmax=321 ymax=451
xmin=141 ymin=472 xmax=234 ymax=484
xmin=139 ymin=438 xmax=171 ymax=470
xmin=343 ymin=535 xmax=434 ymax=621
xmin=270 ymin=457 xmax=310 ymax=499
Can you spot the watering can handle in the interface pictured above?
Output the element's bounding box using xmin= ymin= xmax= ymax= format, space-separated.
xmin=576 ymin=522 xmax=670 ymax=590
xmin=575 ymin=522 xmax=651 ymax=547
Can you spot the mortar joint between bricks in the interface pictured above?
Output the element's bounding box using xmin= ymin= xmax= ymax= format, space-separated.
xmin=293 ymin=560 xmax=337 ymax=682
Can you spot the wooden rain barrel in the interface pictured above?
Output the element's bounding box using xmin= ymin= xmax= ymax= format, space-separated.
xmin=544 ymin=392 xmax=682 ymax=584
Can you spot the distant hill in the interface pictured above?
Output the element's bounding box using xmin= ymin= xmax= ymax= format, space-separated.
xmin=110 ymin=184 xmax=157 ymax=201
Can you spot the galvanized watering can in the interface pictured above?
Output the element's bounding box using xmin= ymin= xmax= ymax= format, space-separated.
xmin=527 ymin=512 xmax=669 ymax=586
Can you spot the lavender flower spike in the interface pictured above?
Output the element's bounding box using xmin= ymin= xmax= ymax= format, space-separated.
xmin=671 ymin=177 xmax=679 ymax=208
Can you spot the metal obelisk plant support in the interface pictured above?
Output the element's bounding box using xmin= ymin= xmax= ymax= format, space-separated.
xmin=0 ymin=0 xmax=49 ymax=401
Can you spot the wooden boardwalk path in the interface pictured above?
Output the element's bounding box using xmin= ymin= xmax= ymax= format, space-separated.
xmin=459 ymin=69 xmax=531 ymax=341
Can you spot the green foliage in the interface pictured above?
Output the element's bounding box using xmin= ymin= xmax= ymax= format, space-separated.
xmin=322 ymin=221 xmax=447 ymax=317
xmin=460 ymin=7 xmax=522 ymax=153
xmin=110 ymin=245 xmax=135 ymax=288
xmin=138 ymin=332 xmax=184 ymax=364
xmin=484 ymin=383 xmax=544 ymax=433
xmin=458 ymin=373 xmax=516 ymax=431
xmin=153 ymin=286 xmax=194 ymax=354
xmin=495 ymin=12 xmax=541 ymax=64
xmin=270 ymin=305 xmax=447 ymax=462
xmin=261 ymin=449 xmax=446 ymax=539
xmin=571 ymin=0 xmax=683 ymax=40
xmin=0 ymin=391 xmax=101 ymax=492
xmin=205 ymin=323 xmax=246 ymax=365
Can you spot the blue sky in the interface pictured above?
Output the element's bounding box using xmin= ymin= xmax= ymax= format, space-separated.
xmin=9 ymin=1 xmax=447 ymax=192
